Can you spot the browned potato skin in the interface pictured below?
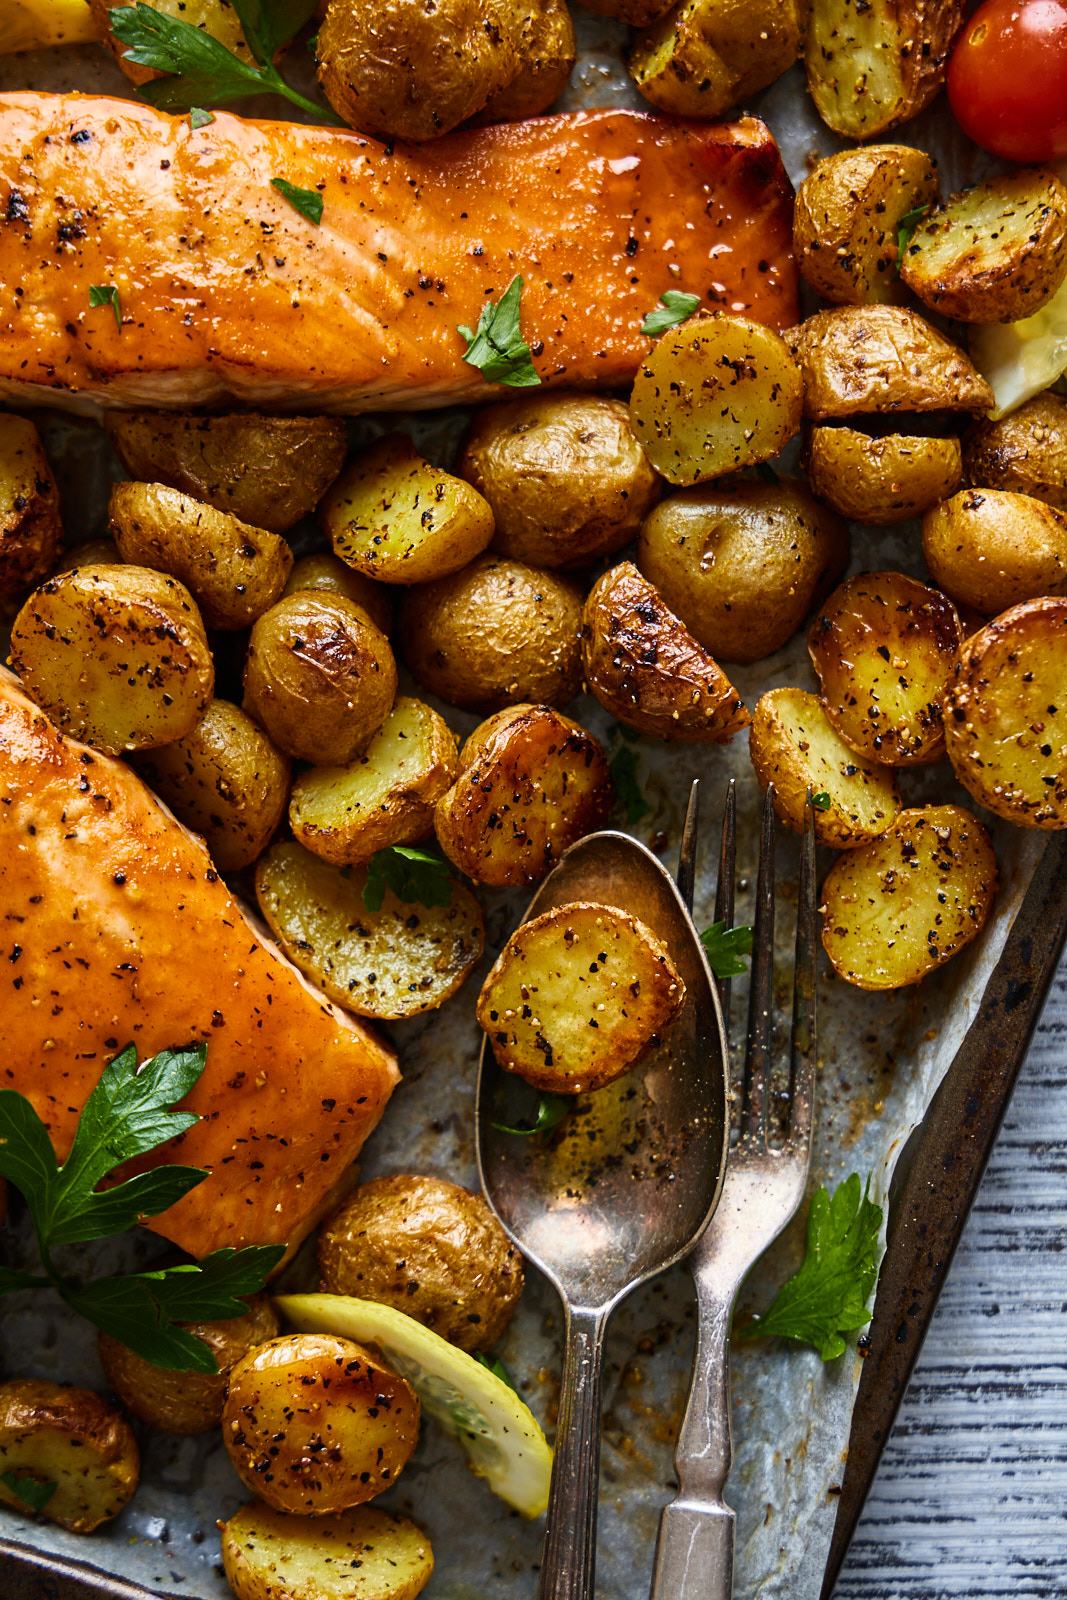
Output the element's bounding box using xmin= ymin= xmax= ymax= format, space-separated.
xmin=400 ymin=556 xmax=583 ymax=712
xmin=221 ymin=1503 xmax=434 ymax=1600
xmin=789 ymin=306 xmax=994 ymax=419
xmin=98 ymin=1295 xmax=280 ymax=1435
xmin=459 ymin=394 xmax=661 ymax=569
xmin=581 ymin=562 xmax=750 ymax=742
xmin=284 ymin=552 xmax=394 ymax=637
xmin=637 ymin=477 xmax=849 ymax=665
xmin=805 ymin=0 xmax=967 ymax=141
xmin=106 ymin=413 xmax=347 ymax=535
xmin=318 ymin=1176 xmax=524 ymax=1353
xmin=472 ymin=0 xmax=576 ymax=123
xmin=91 ymin=0 xmax=253 ymax=83
xmin=963 ymin=391 xmax=1067 ymax=513
xmin=0 ymin=414 xmax=62 ymax=597
xmin=922 ymin=489 xmax=1067 ymax=615
xmin=223 ymin=1334 xmax=420 ymax=1515
xmin=0 ymin=1380 xmax=139 ymax=1534
xmin=243 ymin=593 xmax=397 ymax=767
xmin=629 ymin=0 xmax=800 ymax=120
xmin=792 ymin=146 xmax=940 ymax=305
xmin=805 ymin=427 xmax=962 ymax=525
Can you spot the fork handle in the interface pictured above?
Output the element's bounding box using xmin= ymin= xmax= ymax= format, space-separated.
xmin=651 ymin=1499 xmax=734 ymax=1598
xmin=538 ymin=1304 xmax=609 ymax=1600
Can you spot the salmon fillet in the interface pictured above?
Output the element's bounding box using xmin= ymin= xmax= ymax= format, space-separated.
xmin=0 ymin=669 xmax=400 ymax=1261
xmin=0 ymin=94 xmax=796 ymax=414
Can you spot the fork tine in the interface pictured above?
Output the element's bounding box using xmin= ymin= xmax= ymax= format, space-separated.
xmin=741 ymin=786 xmax=776 ymax=1144
xmin=676 ymin=779 xmax=700 ymax=914
xmin=788 ymin=792 xmax=818 ymax=1144
xmin=712 ymin=779 xmax=736 ymax=1019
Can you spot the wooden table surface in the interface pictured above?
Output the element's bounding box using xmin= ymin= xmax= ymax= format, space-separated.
xmin=832 ymin=951 xmax=1067 ymax=1598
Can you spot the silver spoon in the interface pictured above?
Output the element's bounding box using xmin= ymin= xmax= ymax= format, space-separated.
xmin=475 ymin=784 xmax=730 ymax=1600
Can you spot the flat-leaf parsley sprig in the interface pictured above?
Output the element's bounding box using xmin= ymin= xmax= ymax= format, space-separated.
xmin=458 ymin=275 xmax=542 ymax=389
xmin=0 ymin=1043 xmax=284 ymax=1372
xmin=641 ymin=289 xmax=701 ymax=337
xmin=700 ymin=920 xmax=754 ymax=979
xmin=361 ymin=845 xmax=453 ymax=913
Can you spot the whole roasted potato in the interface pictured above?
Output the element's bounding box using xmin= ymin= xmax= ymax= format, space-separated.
xmin=805 ymin=427 xmax=962 ymax=525
xmin=790 ymin=306 xmax=994 ymax=420
xmin=0 ymin=413 xmax=62 ymax=597
xmin=458 ymin=394 xmax=661 ymax=569
xmin=805 ymin=0 xmax=967 ymax=140
xmin=284 ymin=552 xmax=394 ymax=637
xmin=221 ymin=1503 xmax=434 ymax=1600
xmin=400 ymin=556 xmax=583 ymax=711
xmin=0 ymin=1380 xmax=139 ymax=1534
xmin=473 ymin=0 xmax=576 ymax=123
xmin=963 ymin=391 xmax=1067 ymax=513
xmin=922 ymin=489 xmax=1067 ymax=615
xmin=318 ymin=1175 xmax=524 ymax=1353
xmin=637 ymin=478 xmax=849 ymax=664
xmin=630 ymin=0 xmax=800 ymax=120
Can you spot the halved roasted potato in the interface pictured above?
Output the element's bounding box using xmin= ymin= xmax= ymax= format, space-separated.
xmin=900 ymin=170 xmax=1067 ymax=324
xmin=630 ymin=315 xmax=803 ymax=484
xmin=629 ymin=0 xmax=799 ymax=120
xmin=283 ymin=552 xmax=394 ymax=637
xmin=477 ymin=901 xmax=686 ymax=1093
xmin=434 ymin=704 xmax=614 ymax=887
xmin=922 ymin=489 xmax=1067 ymax=615
xmin=820 ymin=805 xmax=998 ymax=990
xmin=290 ymin=698 xmax=458 ymax=867
xmin=805 ymin=0 xmax=967 ymax=140
xmin=473 ymin=0 xmax=576 ymax=123
xmin=792 ymin=145 xmax=940 ymax=305
xmin=0 ymin=1380 xmax=139 ymax=1534
xmin=581 ymin=562 xmax=750 ymax=742
xmin=945 ymin=598 xmax=1067 ymax=829
xmin=0 ymin=413 xmax=62 ymax=597
xmin=790 ymin=306 xmax=994 ymax=419
xmin=221 ymin=1502 xmax=434 ymax=1600
xmin=256 ymin=840 xmax=485 ymax=1019
xmin=963 ymin=390 xmax=1067 ymax=513
xmin=91 ymin=0 xmax=253 ymax=82
xmin=809 ymin=571 xmax=963 ymax=765
xmin=805 ymin=427 xmax=962 ymax=524
xmin=11 ymin=564 xmax=213 ymax=755
xmin=749 ymin=687 xmax=901 ymax=847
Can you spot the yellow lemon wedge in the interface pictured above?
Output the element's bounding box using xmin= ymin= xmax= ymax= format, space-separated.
xmin=970 ymin=272 xmax=1067 ymax=420
xmin=0 ymin=0 xmax=97 ymax=52
xmin=276 ymin=1293 xmax=552 ymax=1518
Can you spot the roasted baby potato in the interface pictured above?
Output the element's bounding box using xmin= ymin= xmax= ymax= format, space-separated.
xmin=318 ymin=1175 xmax=524 ymax=1353
xmin=434 ymin=704 xmax=614 ymax=887
xmin=284 ymin=552 xmax=394 ymax=637
xmin=108 ymin=482 xmax=293 ymax=631
xmin=106 ymin=413 xmax=347 ymax=535
xmin=91 ymin=0 xmax=253 ymax=82
xmin=243 ymin=593 xmax=397 ymax=767
xmin=458 ymin=394 xmax=661 ymax=569
xmin=629 ymin=0 xmax=799 ymax=119
xmin=320 ymin=434 xmax=495 ymax=586
xmin=922 ymin=489 xmax=1067 ymax=615
xmin=0 ymin=1380 xmax=139 ymax=1534
xmin=900 ymin=170 xmax=1067 ymax=324
xmin=581 ymin=562 xmax=750 ymax=743
xmin=474 ymin=0 xmax=576 ymax=122
xmin=630 ymin=315 xmax=803 ymax=485
xmin=223 ymin=1334 xmax=420 ymax=1515
xmin=256 ymin=841 xmax=485 ymax=1019
xmin=805 ymin=0 xmax=967 ymax=140
xmin=963 ymin=391 xmax=1067 ymax=513
xmin=804 ymin=427 xmax=962 ymax=525
xmin=11 ymin=564 xmax=213 ymax=755
xmin=132 ymin=698 xmax=290 ymax=872
xmin=0 ymin=413 xmax=62 ymax=597
xmin=400 ymin=556 xmax=583 ymax=712
xmin=945 ymin=598 xmax=1067 ymax=829
xmin=820 ymin=805 xmax=998 ymax=989
xmin=221 ymin=1503 xmax=434 ymax=1600
xmin=290 ymin=698 xmax=458 ymax=867
xmin=790 ymin=306 xmax=994 ymax=419
xmin=477 ymin=901 xmax=686 ymax=1094
xmin=637 ymin=477 xmax=849 ymax=664
xmin=792 ymin=145 xmax=941 ymax=305
xmin=749 ymin=688 xmax=901 ymax=847
xmin=98 ymin=1295 xmax=280 ymax=1435
xmin=809 ymin=572 xmax=963 ymax=765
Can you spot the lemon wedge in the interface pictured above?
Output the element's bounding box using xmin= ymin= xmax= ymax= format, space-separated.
xmin=276 ymin=1294 xmax=552 ymax=1518
xmin=0 ymin=0 xmax=97 ymax=52
xmin=970 ymin=272 xmax=1067 ymax=420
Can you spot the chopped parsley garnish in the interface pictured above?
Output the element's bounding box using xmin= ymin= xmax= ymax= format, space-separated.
xmin=458 ymin=275 xmax=541 ymax=389
xmin=492 ymin=1092 xmax=572 ymax=1140
xmin=0 ymin=1473 xmax=57 ymax=1514
xmin=896 ymin=205 xmax=929 ymax=272
xmin=362 ymin=846 xmax=453 ymax=913
xmin=700 ymin=920 xmax=754 ymax=979
xmin=88 ymin=284 xmax=121 ymax=329
xmin=640 ymin=289 xmax=701 ymax=337
xmin=811 ymin=790 xmax=832 ymax=810
xmin=188 ymin=106 xmax=214 ymax=129
xmin=609 ymin=746 xmax=650 ymax=825
xmin=271 ymin=177 xmax=323 ymax=226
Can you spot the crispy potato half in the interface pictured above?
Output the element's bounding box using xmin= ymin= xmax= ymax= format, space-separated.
xmin=473 ymin=0 xmax=576 ymax=123
xmin=805 ymin=0 xmax=967 ymax=140
xmin=256 ymin=840 xmax=485 ymax=1019
xmin=945 ymin=598 xmax=1067 ymax=829
xmin=106 ymin=413 xmax=347 ymax=534
xmin=630 ymin=315 xmax=803 ymax=484
xmin=290 ymin=697 xmax=458 ymax=867
xmin=321 ymin=433 xmax=495 ymax=586
xmin=750 ymin=688 xmax=901 ymax=847
xmin=221 ymin=1502 xmax=434 ymax=1600
xmin=91 ymin=0 xmax=253 ymax=83
xmin=477 ymin=901 xmax=685 ymax=1093
xmin=809 ymin=571 xmax=963 ymax=765
xmin=629 ymin=0 xmax=799 ymax=120
xmin=11 ymin=564 xmax=213 ymax=755
xmin=434 ymin=704 xmax=614 ymax=887
xmin=0 ymin=413 xmax=62 ymax=597
xmin=792 ymin=145 xmax=940 ymax=306
xmin=284 ymin=552 xmax=394 ymax=637
xmin=805 ymin=426 xmax=962 ymax=525
xmin=581 ymin=562 xmax=750 ymax=742
xmin=901 ymin=170 xmax=1067 ymax=324
xmin=963 ymin=391 xmax=1067 ymax=514
xmin=791 ymin=306 xmax=994 ymax=420
xmin=922 ymin=489 xmax=1067 ymax=615
xmin=0 ymin=1380 xmax=139 ymax=1534
xmin=821 ymin=805 xmax=998 ymax=990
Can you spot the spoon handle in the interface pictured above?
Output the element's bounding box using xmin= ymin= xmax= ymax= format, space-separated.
xmin=538 ymin=1304 xmax=609 ymax=1600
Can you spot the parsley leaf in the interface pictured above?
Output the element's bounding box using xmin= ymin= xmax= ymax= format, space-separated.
xmin=641 ymin=289 xmax=701 ymax=338
xmin=700 ymin=920 xmax=754 ymax=979
xmin=609 ymin=746 xmax=650 ymax=825
xmin=472 ymin=1352 xmax=518 ymax=1392
xmin=0 ymin=1473 xmax=57 ymax=1514
xmin=271 ymin=177 xmax=323 ymax=226
xmin=896 ymin=205 xmax=929 ymax=272
xmin=189 ymin=106 xmax=214 ymax=128
xmin=735 ymin=1172 xmax=884 ymax=1360
xmin=492 ymin=1092 xmax=572 ymax=1139
xmin=88 ymin=284 xmax=121 ymax=330
xmin=458 ymin=275 xmax=541 ymax=389
xmin=811 ymin=790 xmax=832 ymax=810
xmin=362 ymin=846 xmax=453 ymax=913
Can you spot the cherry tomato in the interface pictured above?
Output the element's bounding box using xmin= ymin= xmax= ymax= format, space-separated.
xmin=947 ymin=0 xmax=1067 ymax=162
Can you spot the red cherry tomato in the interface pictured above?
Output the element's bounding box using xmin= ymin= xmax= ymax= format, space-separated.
xmin=947 ymin=0 xmax=1067 ymax=162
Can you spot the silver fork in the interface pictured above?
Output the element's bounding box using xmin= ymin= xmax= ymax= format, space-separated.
xmin=650 ymin=781 xmax=818 ymax=1600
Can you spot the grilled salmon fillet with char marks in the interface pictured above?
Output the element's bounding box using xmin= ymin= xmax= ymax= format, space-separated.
xmin=0 ymin=95 xmax=796 ymax=413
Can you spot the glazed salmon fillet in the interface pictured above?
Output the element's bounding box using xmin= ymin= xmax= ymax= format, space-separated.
xmin=0 ymin=669 xmax=400 ymax=1261
xmin=0 ymin=94 xmax=796 ymax=413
